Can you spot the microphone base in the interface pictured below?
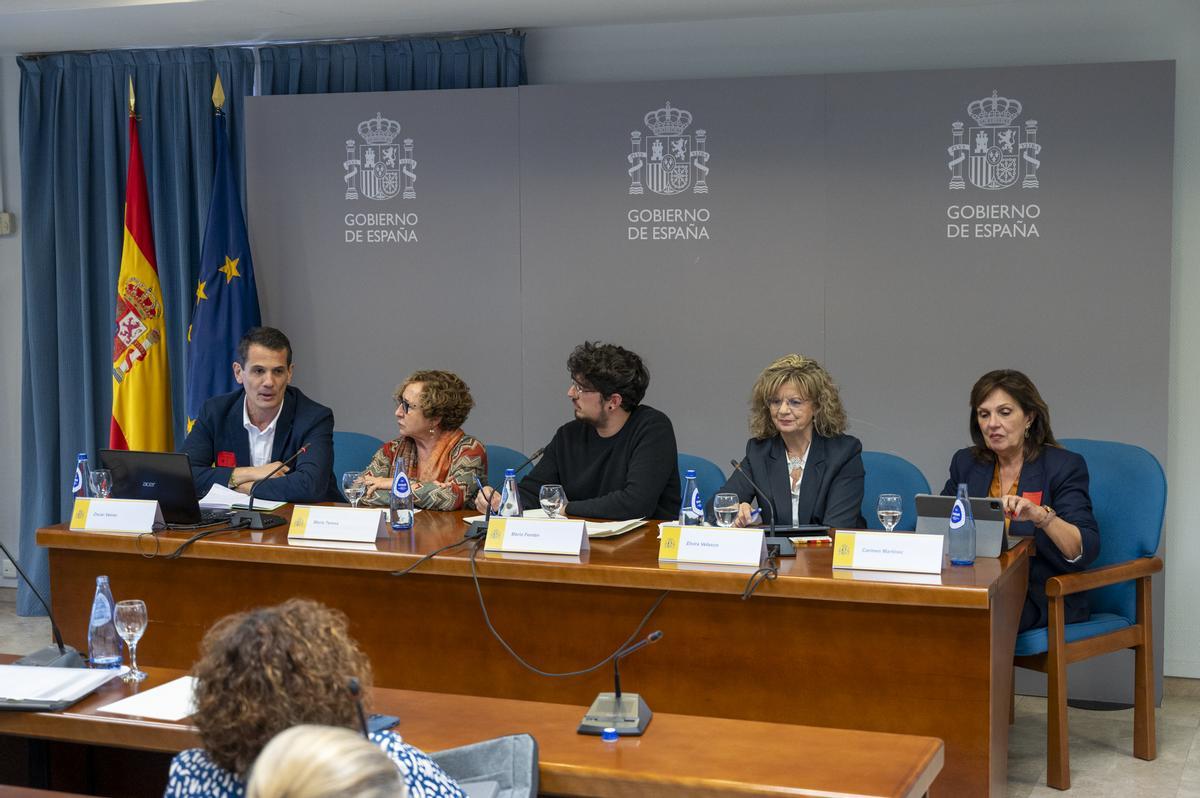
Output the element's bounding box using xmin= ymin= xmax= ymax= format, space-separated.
xmin=15 ymin=645 xmax=86 ymax=668
xmin=577 ymin=692 xmax=652 ymax=736
xmin=764 ymin=536 xmax=796 ymax=557
xmin=229 ymin=510 xmax=287 ymax=530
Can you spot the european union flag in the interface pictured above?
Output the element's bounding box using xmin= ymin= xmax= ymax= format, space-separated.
xmin=186 ymin=98 xmax=261 ymax=433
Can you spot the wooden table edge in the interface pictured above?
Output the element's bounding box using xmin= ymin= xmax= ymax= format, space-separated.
xmin=37 ymin=525 xmax=1027 ymax=610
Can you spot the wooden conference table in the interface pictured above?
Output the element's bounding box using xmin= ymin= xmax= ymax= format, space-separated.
xmin=0 ymin=659 xmax=944 ymax=798
xmin=38 ymin=508 xmax=1029 ymax=797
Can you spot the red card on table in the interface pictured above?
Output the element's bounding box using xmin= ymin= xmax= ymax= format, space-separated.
xmin=217 ymin=451 xmax=236 ymax=468
xmin=1021 ymin=490 xmax=1043 ymax=506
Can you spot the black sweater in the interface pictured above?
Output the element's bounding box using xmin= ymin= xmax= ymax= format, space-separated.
xmin=518 ymin=405 xmax=681 ymax=520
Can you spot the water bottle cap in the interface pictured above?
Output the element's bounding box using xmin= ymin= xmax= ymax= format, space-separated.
xmin=96 ymin=575 xmax=109 ymax=584
xmin=684 ymin=469 xmax=696 ymax=478
xmin=601 ymin=727 xmax=619 ymax=742
xmin=77 ymin=453 xmax=88 ymax=460
xmin=504 ymin=468 xmax=516 ymax=476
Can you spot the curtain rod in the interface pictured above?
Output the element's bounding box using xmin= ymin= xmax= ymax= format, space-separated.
xmin=21 ymin=28 xmax=520 ymax=59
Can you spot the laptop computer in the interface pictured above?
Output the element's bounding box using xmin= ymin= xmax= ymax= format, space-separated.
xmin=98 ymin=449 xmax=230 ymax=527
xmin=914 ymin=493 xmax=1013 ymax=558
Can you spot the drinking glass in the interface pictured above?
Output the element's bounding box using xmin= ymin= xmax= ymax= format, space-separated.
xmin=876 ymin=494 xmax=903 ymax=532
xmin=89 ymin=468 xmax=112 ymax=499
xmin=713 ymin=493 xmax=740 ymax=528
xmin=342 ymin=471 xmax=366 ymax=508
xmin=539 ymin=485 xmax=567 ymax=519
xmin=114 ymin=599 xmax=147 ymax=683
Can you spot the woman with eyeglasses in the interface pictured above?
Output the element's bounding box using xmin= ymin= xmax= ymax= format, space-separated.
xmin=360 ymin=370 xmax=486 ymax=510
xmin=715 ymin=354 xmax=865 ymax=528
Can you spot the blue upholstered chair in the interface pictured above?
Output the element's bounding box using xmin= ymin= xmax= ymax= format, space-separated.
xmin=678 ymin=453 xmax=726 ymax=506
xmin=860 ymin=451 xmax=930 ymax=531
xmin=332 ymin=431 xmax=385 ymax=499
xmin=1013 ymin=438 xmax=1165 ymax=790
xmin=487 ymin=445 xmax=532 ymax=488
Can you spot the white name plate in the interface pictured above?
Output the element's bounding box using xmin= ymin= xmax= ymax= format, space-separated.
xmin=658 ymin=524 xmax=766 ymax=567
xmin=70 ymin=498 xmax=162 ymax=533
xmin=832 ymin=530 xmax=944 ymax=574
xmin=484 ymin=517 xmax=590 ymax=555
xmin=288 ymin=506 xmax=387 ymax=543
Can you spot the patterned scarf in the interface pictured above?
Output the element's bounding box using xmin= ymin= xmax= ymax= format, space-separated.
xmin=396 ymin=428 xmax=465 ymax=483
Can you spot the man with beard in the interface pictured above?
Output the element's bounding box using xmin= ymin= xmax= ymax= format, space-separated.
xmin=476 ymin=341 xmax=680 ymax=520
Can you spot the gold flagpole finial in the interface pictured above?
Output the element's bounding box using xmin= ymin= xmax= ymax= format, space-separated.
xmin=128 ymin=76 xmax=136 ymax=116
xmin=211 ymin=74 xmax=225 ymax=112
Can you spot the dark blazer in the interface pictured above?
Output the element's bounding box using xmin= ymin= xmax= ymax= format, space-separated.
xmin=181 ymin=385 xmax=340 ymax=503
xmin=942 ymin=445 xmax=1100 ymax=628
xmin=715 ymin=433 xmax=866 ymax=528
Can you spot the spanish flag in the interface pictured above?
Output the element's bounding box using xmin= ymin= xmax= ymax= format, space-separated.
xmin=110 ymin=79 xmax=173 ymax=451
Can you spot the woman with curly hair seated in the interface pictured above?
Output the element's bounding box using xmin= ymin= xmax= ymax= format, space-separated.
xmin=360 ymin=370 xmax=487 ymax=511
xmin=164 ymin=599 xmax=463 ymax=798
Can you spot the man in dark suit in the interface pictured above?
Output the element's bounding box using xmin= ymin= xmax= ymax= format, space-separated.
xmin=181 ymin=327 xmax=339 ymax=503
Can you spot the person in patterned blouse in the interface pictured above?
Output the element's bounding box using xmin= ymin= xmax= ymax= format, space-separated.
xmin=163 ymin=600 xmax=464 ymax=798
xmin=360 ymin=370 xmax=486 ymax=511
xmin=246 ymin=725 xmax=407 ymax=798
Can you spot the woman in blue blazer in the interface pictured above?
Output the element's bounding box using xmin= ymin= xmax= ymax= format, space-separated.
xmin=715 ymin=354 xmax=865 ymax=529
xmin=942 ymin=369 xmax=1100 ymax=631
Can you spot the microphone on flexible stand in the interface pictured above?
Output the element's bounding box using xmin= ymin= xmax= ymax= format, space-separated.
xmin=229 ymin=444 xmax=309 ymax=530
xmin=578 ymin=630 xmax=662 ymax=737
xmin=348 ymin=677 xmax=369 ymax=737
xmin=730 ymin=458 xmax=793 ymax=557
xmin=1 ymin=540 xmax=85 ymax=668
xmin=468 ymin=448 xmax=545 ymax=539
xmin=509 ymin=447 xmax=546 ymax=479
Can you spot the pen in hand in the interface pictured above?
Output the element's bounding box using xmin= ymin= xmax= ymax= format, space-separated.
xmin=474 ymin=477 xmax=495 ymax=509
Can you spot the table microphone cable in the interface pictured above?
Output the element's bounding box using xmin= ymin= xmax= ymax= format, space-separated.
xmin=741 ymin=552 xmax=779 ymax=600
xmin=164 ymin=519 xmax=252 ymax=560
xmin=389 ymin=534 xmax=476 ymax=576
xmin=467 ymin=538 xmax=671 ymax=678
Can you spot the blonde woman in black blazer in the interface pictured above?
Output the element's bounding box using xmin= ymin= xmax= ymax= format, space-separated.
xmin=714 ymin=354 xmax=865 ymax=529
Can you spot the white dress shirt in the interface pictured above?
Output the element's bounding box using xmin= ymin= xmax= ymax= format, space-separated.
xmin=242 ymin=399 xmax=284 ymax=467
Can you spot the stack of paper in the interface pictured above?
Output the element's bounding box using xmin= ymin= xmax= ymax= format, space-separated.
xmin=98 ymin=676 xmax=197 ymax=721
xmin=0 ymin=664 xmax=122 ymax=710
xmin=584 ymin=519 xmax=646 ymax=538
xmin=199 ymin=483 xmax=286 ymax=511
xmin=463 ymin=510 xmax=646 ymax=539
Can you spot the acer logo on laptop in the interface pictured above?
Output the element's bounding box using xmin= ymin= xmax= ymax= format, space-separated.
xmin=141 ymin=481 xmax=157 ymax=489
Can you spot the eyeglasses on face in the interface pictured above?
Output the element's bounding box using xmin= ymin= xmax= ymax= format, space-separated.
xmin=569 ymin=380 xmax=600 ymax=395
xmin=396 ymin=396 xmax=415 ymax=413
xmin=768 ymin=397 xmax=810 ymax=411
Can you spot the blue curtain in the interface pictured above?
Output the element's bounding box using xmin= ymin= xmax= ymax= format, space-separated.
xmin=17 ymin=34 xmax=526 ymax=617
xmin=17 ymin=48 xmax=255 ymax=616
xmin=259 ymin=33 xmax=525 ymax=94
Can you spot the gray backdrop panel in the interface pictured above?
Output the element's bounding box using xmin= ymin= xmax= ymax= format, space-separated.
xmin=518 ymin=77 xmax=827 ymax=468
xmin=243 ymin=62 xmax=1173 ymax=704
xmin=823 ymin=61 xmax=1173 ymax=703
xmin=246 ymin=89 xmax=523 ymax=450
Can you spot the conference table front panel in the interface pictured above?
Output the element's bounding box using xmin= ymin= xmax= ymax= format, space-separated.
xmin=39 ymin=509 xmax=1029 ymax=797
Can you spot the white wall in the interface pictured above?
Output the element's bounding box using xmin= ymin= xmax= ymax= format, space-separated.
xmin=527 ymin=0 xmax=1200 ymax=677
xmin=0 ymin=55 xmax=22 ymax=590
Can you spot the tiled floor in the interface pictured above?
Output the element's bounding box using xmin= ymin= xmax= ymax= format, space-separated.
xmin=2 ymin=587 xmax=1198 ymax=796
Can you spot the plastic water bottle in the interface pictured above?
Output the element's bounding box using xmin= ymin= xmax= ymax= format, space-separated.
xmin=87 ymin=575 xmax=122 ymax=668
xmin=679 ymin=469 xmax=704 ymax=525
xmin=72 ymin=453 xmax=90 ymax=499
xmin=948 ymin=483 xmax=977 ymax=566
xmin=389 ymin=458 xmax=414 ymax=531
xmin=498 ymin=468 xmax=522 ymax=517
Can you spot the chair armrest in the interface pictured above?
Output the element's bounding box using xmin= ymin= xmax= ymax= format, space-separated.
xmin=1045 ymin=556 xmax=1163 ymax=598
